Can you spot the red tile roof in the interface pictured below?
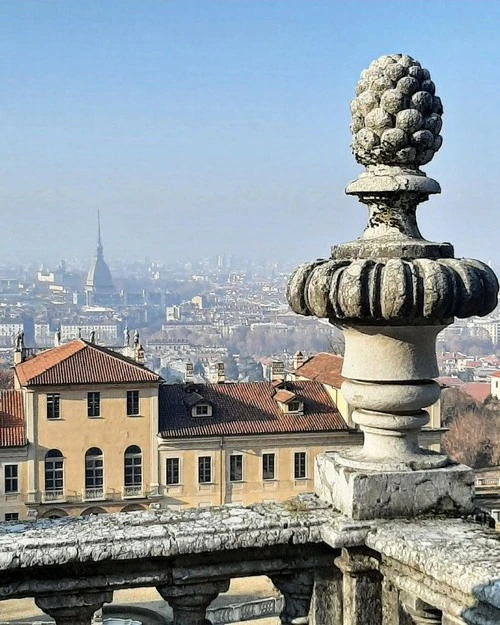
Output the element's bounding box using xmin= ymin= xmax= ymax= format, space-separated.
xmin=489 ymin=371 xmax=500 ymax=379
xmin=461 ymin=383 xmax=491 ymax=404
xmin=159 ymin=380 xmax=348 ymax=438
xmin=435 ymin=376 xmax=465 ymax=388
xmin=15 ymin=340 xmax=161 ymax=387
xmin=294 ymin=352 xmax=345 ymax=389
xmin=0 ymin=390 xmax=25 ymax=447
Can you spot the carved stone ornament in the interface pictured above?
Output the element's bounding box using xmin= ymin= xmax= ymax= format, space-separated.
xmin=287 ymin=53 xmax=499 ymax=489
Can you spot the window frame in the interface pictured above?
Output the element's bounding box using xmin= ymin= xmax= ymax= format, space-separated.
xmin=87 ymin=392 xmax=101 ymax=418
xmin=4 ymin=464 xmax=18 ymax=493
xmin=44 ymin=450 xmax=64 ymax=492
xmin=5 ymin=513 xmax=19 ymax=521
xmin=294 ymin=451 xmax=307 ymax=480
xmin=124 ymin=445 xmax=142 ymax=487
xmin=229 ymin=454 xmax=243 ymax=482
xmin=287 ymin=401 xmax=301 ymax=413
xmin=262 ymin=453 xmax=276 ymax=481
xmin=166 ymin=457 xmax=180 ymax=485
xmin=46 ymin=393 xmax=61 ymax=420
xmin=126 ymin=390 xmax=140 ymax=416
xmin=85 ymin=448 xmax=104 ymax=489
xmin=198 ymin=456 xmax=212 ymax=484
xmin=195 ymin=404 xmax=210 ymax=416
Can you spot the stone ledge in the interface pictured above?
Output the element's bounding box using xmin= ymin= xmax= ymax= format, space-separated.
xmin=364 ymin=518 xmax=500 ymax=620
xmin=0 ymin=495 xmax=336 ymax=571
xmin=315 ymin=453 xmax=474 ymax=520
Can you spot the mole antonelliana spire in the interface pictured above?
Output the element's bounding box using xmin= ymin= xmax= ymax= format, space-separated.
xmin=287 ymin=54 xmax=499 ymax=519
xmin=85 ymin=210 xmax=115 ymax=306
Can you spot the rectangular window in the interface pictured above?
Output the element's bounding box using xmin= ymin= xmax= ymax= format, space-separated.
xmin=166 ymin=458 xmax=180 ymax=485
xmin=87 ymin=392 xmax=100 ymax=418
xmin=287 ymin=401 xmax=301 ymax=412
xmin=127 ymin=390 xmax=139 ymax=416
xmin=124 ymin=453 xmax=142 ymax=487
xmin=5 ymin=513 xmax=18 ymax=521
xmin=229 ymin=454 xmax=243 ymax=482
xmin=198 ymin=456 xmax=212 ymax=484
xmin=262 ymin=453 xmax=275 ymax=481
xmin=46 ymin=393 xmax=60 ymax=420
xmin=4 ymin=465 xmax=18 ymax=493
xmin=294 ymin=452 xmax=306 ymax=479
xmin=195 ymin=405 xmax=209 ymax=416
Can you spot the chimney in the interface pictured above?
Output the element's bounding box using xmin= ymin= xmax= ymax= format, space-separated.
xmin=185 ymin=363 xmax=194 ymax=383
xmin=293 ymin=351 xmax=306 ymax=371
xmin=208 ymin=362 xmax=225 ymax=384
xmin=270 ymin=360 xmax=285 ymax=383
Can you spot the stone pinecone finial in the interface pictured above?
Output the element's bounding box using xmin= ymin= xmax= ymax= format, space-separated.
xmin=286 ymin=53 xmax=499 ymax=326
xmin=351 ymin=54 xmax=443 ymax=168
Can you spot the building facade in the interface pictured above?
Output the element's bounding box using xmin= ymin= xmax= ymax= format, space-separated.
xmin=13 ymin=339 xmax=161 ymax=519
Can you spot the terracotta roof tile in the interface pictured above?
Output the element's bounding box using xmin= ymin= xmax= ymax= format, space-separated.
xmin=0 ymin=390 xmax=25 ymax=447
xmin=294 ymin=352 xmax=345 ymax=388
xmin=15 ymin=339 xmax=161 ymax=387
xmin=461 ymin=383 xmax=491 ymax=404
xmin=274 ymin=389 xmax=296 ymax=403
xmin=159 ymin=380 xmax=348 ymax=438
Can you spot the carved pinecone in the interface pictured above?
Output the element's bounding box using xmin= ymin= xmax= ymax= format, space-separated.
xmin=350 ymin=54 xmax=443 ymax=168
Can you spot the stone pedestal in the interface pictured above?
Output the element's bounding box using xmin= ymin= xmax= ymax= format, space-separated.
xmin=315 ymin=453 xmax=474 ymax=520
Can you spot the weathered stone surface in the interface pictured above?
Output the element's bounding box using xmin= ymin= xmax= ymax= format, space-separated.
xmin=35 ymin=590 xmax=113 ymax=625
xmin=286 ymin=256 xmax=498 ymax=324
xmin=366 ymin=519 xmax=500 ymax=624
xmin=315 ymin=453 xmax=474 ymax=520
xmin=350 ymin=55 xmax=442 ymax=167
xmin=158 ymin=580 xmax=230 ymax=625
xmin=335 ymin=548 xmax=382 ymax=625
xmin=0 ymin=496 xmax=333 ymax=573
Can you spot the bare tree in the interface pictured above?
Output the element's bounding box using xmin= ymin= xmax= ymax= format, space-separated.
xmin=442 ymin=411 xmax=493 ymax=467
xmin=0 ymin=368 xmax=14 ymax=390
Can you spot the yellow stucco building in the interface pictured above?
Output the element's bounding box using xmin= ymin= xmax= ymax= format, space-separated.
xmin=13 ymin=339 xmax=161 ymax=519
xmin=0 ymin=345 xmax=442 ymax=520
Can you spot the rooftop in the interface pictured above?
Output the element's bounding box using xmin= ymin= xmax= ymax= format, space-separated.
xmin=159 ymin=380 xmax=348 ymax=438
xmin=0 ymin=390 xmax=25 ymax=447
xmin=15 ymin=339 xmax=161 ymax=387
xmin=294 ymin=352 xmax=344 ymax=389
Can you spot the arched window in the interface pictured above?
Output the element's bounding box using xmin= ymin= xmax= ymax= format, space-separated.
xmin=85 ymin=448 xmax=103 ymax=498
xmin=44 ymin=449 xmax=64 ymax=494
xmin=124 ymin=445 xmax=142 ymax=494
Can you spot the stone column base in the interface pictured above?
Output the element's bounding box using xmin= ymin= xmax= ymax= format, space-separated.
xmin=315 ymin=453 xmax=474 ymax=520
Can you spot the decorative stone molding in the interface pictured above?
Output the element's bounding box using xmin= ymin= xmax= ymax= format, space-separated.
xmin=287 ymin=53 xmax=499 ymax=512
xmin=287 ymin=257 xmax=497 ymax=325
xmin=35 ymin=591 xmax=112 ymax=625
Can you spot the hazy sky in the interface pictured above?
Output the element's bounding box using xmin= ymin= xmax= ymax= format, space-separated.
xmin=1 ymin=1 xmax=499 ymax=266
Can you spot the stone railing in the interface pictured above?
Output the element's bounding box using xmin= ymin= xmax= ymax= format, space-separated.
xmin=0 ymin=495 xmax=499 ymax=624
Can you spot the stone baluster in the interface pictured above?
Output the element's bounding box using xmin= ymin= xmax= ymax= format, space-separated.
xmin=310 ymin=566 xmax=343 ymax=625
xmin=400 ymin=593 xmax=442 ymax=624
xmin=271 ymin=571 xmax=315 ymax=625
xmin=35 ymin=591 xmax=112 ymax=625
xmin=335 ymin=548 xmax=382 ymax=625
xmin=287 ymin=53 xmax=498 ymax=520
xmin=157 ymin=580 xmax=230 ymax=625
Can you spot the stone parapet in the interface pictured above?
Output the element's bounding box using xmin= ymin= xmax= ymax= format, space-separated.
xmin=0 ymin=500 xmax=498 ymax=624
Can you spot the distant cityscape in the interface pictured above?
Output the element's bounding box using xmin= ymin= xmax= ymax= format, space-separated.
xmin=0 ymin=215 xmax=339 ymax=383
